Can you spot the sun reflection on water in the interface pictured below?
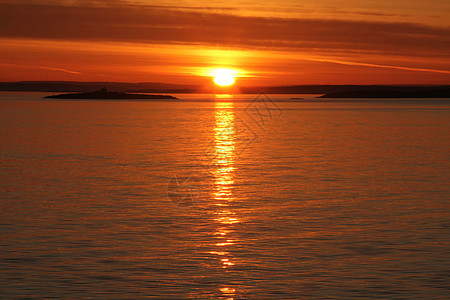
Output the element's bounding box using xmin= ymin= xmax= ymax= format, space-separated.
xmin=210 ymin=100 xmax=239 ymax=299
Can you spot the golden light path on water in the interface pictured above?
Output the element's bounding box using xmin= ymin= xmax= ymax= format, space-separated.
xmin=211 ymin=98 xmax=238 ymax=300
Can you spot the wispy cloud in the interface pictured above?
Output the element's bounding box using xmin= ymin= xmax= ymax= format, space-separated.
xmin=38 ymin=66 xmax=82 ymax=74
xmin=309 ymin=58 xmax=450 ymax=74
xmin=0 ymin=2 xmax=449 ymax=58
xmin=0 ymin=63 xmax=82 ymax=74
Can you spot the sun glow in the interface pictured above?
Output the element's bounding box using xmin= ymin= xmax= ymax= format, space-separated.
xmin=212 ymin=68 xmax=236 ymax=86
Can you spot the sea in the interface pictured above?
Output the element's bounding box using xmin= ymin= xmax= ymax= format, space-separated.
xmin=0 ymin=92 xmax=449 ymax=299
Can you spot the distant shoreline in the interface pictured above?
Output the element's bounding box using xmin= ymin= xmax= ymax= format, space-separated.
xmin=319 ymin=88 xmax=450 ymax=98
xmin=2 ymin=81 xmax=450 ymax=95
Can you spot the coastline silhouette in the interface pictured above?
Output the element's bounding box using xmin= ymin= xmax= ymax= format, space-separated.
xmin=319 ymin=88 xmax=450 ymax=98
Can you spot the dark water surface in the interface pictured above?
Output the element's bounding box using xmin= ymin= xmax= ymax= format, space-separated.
xmin=1 ymin=93 xmax=449 ymax=299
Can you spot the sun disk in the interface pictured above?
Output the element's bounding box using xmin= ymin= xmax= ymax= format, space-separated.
xmin=213 ymin=69 xmax=236 ymax=87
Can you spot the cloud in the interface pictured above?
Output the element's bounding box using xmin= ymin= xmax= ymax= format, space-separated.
xmin=0 ymin=62 xmax=82 ymax=74
xmin=38 ymin=66 xmax=82 ymax=74
xmin=0 ymin=2 xmax=449 ymax=58
xmin=307 ymin=58 xmax=450 ymax=74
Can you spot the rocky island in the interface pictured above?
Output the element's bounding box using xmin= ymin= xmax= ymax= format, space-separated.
xmin=44 ymin=88 xmax=178 ymax=100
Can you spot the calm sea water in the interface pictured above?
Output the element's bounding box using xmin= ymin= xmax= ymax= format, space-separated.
xmin=1 ymin=93 xmax=449 ymax=299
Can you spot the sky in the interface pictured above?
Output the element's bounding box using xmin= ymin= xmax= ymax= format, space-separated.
xmin=1 ymin=0 xmax=450 ymax=85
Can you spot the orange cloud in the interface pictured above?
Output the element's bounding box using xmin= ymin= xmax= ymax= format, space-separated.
xmin=0 ymin=1 xmax=449 ymax=84
xmin=1 ymin=3 xmax=449 ymax=57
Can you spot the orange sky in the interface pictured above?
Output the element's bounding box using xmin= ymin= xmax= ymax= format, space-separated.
xmin=1 ymin=0 xmax=449 ymax=85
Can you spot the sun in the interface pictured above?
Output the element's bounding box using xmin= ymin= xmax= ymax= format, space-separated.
xmin=213 ymin=68 xmax=236 ymax=87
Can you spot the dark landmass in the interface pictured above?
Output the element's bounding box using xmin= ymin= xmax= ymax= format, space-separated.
xmin=240 ymin=85 xmax=450 ymax=94
xmin=43 ymin=88 xmax=178 ymax=100
xmin=2 ymin=81 xmax=450 ymax=95
xmin=129 ymin=88 xmax=198 ymax=93
xmin=0 ymin=81 xmax=197 ymax=93
xmin=319 ymin=88 xmax=450 ymax=98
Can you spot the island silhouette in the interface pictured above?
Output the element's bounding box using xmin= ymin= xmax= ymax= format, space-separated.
xmin=44 ymin=87 xmax=178 ymax=100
